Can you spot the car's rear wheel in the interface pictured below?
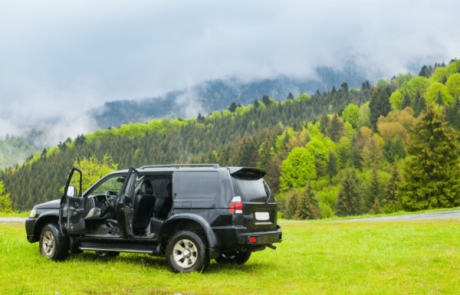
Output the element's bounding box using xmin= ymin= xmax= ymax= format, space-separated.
xmin=166 ymin=231 xmax=209 ymax=273
xmin=39 ymin=222 xmax=69 ymax=261
xmin=95 ymin=251 xmax=120 ymax=258
xmin=215 ymin=251 xmax=251 ymax=265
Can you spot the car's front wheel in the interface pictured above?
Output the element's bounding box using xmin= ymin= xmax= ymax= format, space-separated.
xmin=215 ymin=251 xmax=251 ymax=265
xmin=39 ymin=222 xmax=69 ymax=261
xmin=166 ymin=231 xmax=209 ymax=273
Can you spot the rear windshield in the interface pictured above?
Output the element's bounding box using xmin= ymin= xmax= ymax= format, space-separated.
xmin=232 ymin=177 xmax=272 ymax=202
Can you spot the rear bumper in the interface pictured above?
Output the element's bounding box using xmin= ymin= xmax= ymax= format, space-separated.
xmin=237 ymin=225 xmax=282 ymax=245
xmin=25 ymin=218 xmax=37 ymax=243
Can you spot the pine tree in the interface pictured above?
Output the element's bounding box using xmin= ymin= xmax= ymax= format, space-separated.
xmin=369 ymin=88 xmax=392 ymax=130
xmin=295 ymin=182 xmax=322 ymax=220
xmin=366 ymin=167 xmax=381 ymax=212
xmin=418 ymin=65 xmax=428 ymax=77
xmin=319 ymin=113 xmax=329 ymax=135
xmin=398 ymin=104 xmax=460 ymax=210
xmin=284 ymin=188 xmax=299 ymax=219
xmin=341 ymin=82 xmax=349 ymax=95
xmin=262 ymin=95 xmax=271 ymax=106
xmin=401 ymin=92 xmax=411 ymax=109
xmin=436 ymin=91 xmax=444 ymax=106
xmin=254 ymin=99 xmax=260 ymax=108
xmin=336 ymin=170 xmax=361 ymax=216
xmin=414 ymin=90 xmax=425 ymax=117
xmin=326 ymin=151 xmax=338 ymax=180
xmin=382 ymin=163 xmax=401 ymax=213
xmin=287 ymin=92 xmax=294 ymax=100
xmin=228 ymin=102 xmax=237 ymax=112
xmin=327 ymin=114 xmax=343 ymax=142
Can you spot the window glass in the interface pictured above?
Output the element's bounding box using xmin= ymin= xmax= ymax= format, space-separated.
xmin=232 ymin=178 xmax=268 ymax=202
xmin=176 ymin=172 xmax=219 ymax=199
xmin=92 ymin=176 xmax=124 ymax=196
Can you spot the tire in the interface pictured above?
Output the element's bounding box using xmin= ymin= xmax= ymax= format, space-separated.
xmin=96 ymin=251 xmax=120 ymax=258
xmin=39 ymin=223 xmax=69 ymax=262
xmin=166 ymin=230 xmax=209 ymax=273
xmin=215 ymin=251 xmax=251 ymax=265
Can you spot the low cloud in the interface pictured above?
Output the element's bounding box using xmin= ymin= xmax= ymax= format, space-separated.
xmin=0 ymin=0 xmax=459 ymax=141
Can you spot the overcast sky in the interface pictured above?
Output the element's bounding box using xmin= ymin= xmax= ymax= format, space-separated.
xmin=1 ymin=0 xmax=459 ymax=138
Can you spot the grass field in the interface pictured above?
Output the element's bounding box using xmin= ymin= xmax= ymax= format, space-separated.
xmin=1 ymin=220 xmax=460 ymax=294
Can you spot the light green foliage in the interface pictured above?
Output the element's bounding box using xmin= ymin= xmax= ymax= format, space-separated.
xmin=343 ymin=121 xmax=355 ymax=139
xmin=393 ymin=73 xmax=414 ymax=87
xmin=275 ymin=128 xmax=294 ymax=152
xmin=257 ymin=101 xmax=267 ymax=111
xmin=0 ymin=181 xmax=13 ymax=213
xmin=399 ymin=76 xmax=430 ymax=100
xmin=295 ymin=93 xmax=310 ymax=102
xmin=357 ymin=103 xmax=371 ymax=128
xmin=341 ymin=104 xmax=360 ymax=128
xmin=306 ymin=137 xmax=329 ymax=167
xmin=317 ymin=185 xmax=339 ymax=218
xmin=446 ymin=73 xmax=460 ymax=98
xmin=389 ymin=90 xmax=403 ymax=110
xmin=222 ymin=109 xmax=232 ymax=117
xmin=425 ymin=82 xmax=453 ymax=105
xmin=234 ymin=104 xmax=253 ymax=116
xmin=207 ymin=110 xmax=222 ymax=120
xmin=376 ymin=79 xmax=389 ymax=89
xmin=69 ymin=155 xmax=119 ymax=193
xmin=429 ymin=66 xmax=449 ymax=83
xmin=280 ymin=147 xmax=316 ymax=192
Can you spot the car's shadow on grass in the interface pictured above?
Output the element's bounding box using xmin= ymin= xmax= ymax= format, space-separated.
xmin=67 ymin=252 xmax=269 ymax=273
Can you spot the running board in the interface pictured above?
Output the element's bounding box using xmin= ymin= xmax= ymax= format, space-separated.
xmin=79 ymin=242 xmax=161 ymax=255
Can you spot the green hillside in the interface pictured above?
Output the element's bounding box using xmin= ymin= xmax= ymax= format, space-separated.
xmin=1 ymin=59 xmax=460 ymax=217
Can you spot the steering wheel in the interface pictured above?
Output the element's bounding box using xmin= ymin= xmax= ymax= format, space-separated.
xmin=104 ymin=191 xmax=118 ymax=207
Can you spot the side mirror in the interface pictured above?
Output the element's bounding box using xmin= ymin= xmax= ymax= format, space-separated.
xmin=67 ymin=185 xmax=77 ymax=197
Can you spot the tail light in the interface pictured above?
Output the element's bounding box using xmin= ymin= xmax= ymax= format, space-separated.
xmin=230 ymin=196 xmax=243 ymax=214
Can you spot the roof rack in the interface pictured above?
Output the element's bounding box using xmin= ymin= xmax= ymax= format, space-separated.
xmin=140 ymin=164 xmax=220 ymax=169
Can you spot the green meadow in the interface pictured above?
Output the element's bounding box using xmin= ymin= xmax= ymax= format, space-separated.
xmin=1 ymin=219 xmax=459 ymax=294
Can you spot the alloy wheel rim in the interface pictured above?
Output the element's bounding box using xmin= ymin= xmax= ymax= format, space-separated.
xmin=42 ymin=230 xmax=55 ymax=257
xmin=173 ymin=239 xmax=198 ymax=268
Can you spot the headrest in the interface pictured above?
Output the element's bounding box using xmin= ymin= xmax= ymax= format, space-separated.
xmin=139 ymin=181 xmax=153 ymax=195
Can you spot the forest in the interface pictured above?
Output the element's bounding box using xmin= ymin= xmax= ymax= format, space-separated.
xmin=1 ymin=59 xmax=460 ymax=219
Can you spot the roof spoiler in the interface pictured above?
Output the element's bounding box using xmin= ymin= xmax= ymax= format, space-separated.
xmin=229 ymin=167 xmax=267 ymax=180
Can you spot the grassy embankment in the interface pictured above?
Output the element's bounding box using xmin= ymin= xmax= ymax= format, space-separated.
xmin=1 ymin=219 xmax=460 ymax=294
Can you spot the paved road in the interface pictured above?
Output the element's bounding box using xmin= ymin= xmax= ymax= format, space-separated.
xmin=335 ymin=210 xmax=460 ymax=222
xmin=2 ymin=210 xmax=460 ymax=225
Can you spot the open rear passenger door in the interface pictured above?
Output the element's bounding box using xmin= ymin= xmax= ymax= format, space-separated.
xmin=115 ymin=167 xmax=138 ymax=239
xmin=60 ymin=167 xmax=85 ymax=236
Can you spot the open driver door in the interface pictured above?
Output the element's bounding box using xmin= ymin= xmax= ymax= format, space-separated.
xmin=60 ymin=167 xmax=85 ymax=236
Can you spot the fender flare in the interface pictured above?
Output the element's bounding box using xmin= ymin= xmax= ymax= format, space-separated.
xmin=34 ymin=210 xmax=60 ymax=240
xmin=160 ymin=214 xmax=218 ymax=248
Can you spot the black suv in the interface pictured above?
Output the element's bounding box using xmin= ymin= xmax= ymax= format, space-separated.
xmin=25 ymin=164 xmax=282 ymax=272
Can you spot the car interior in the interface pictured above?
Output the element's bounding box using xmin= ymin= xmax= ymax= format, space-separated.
xmin=83 ymin=174 xmax=173 ymax=237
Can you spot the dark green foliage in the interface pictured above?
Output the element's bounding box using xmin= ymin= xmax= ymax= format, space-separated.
xmin=382 ymin=163 xmax=401 ymax=213
xmin=398 ymin=105 xmax=460 ymax=210
xmin=383 ymin=136 xmax=406 ymax=163
xmin=284 ymin=188 xmax=299 ymax=219
xmin=369 ymin=88 xmax=392 ymax=130
xmin=287 ymin=93 xmax=294 ymax=100
xmin=413 ymin=90 xmax=425 ymax=117
xmin=365 ymin=167 xmax=381 ymax=213
xmin=294 ymin=182 xmax=322 ymax=220
xmin=228 ymin=102 xmax=237 ymax=112
xmin=336 ymin=170 xmax=361 ymax=216
xmin=436 ymin=91 xmax=444 ymax=105
xmin=445 ymin=98 xmax=460 ymax=129
xmin=253 ymin=99 xmax=260 ymax=108
xmin=418 ymin=65 xmax=428 ymax=77
xmin=262 ymin=95 xmax=271 ymax=106
xmin=401 ymin=92 xmax=411 ymax=109
xmin=341 ymin=82 xmax=348 ymax=94
xmin=327 ymin=114 xmax=343 ymax=142
xmin=319 ymin=113 xmax=329 ymax=135
xmin=326 ymin=151 xmax=338 ymax=180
